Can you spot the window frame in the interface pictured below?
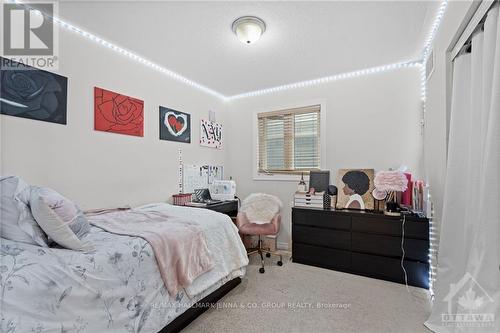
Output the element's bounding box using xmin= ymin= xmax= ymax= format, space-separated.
xmin=252 ymin=99 xmax=327 ymax=181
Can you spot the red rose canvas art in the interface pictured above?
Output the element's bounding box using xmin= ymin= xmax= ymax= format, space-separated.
xmin=94 ymin=87 xmax=144 ymax=136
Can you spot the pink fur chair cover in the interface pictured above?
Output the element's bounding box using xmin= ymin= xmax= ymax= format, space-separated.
xmin=237 ymin=213 xmax=281 ymax=236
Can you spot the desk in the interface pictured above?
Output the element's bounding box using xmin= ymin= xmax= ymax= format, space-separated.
xmin=188 ymin=200 xmax=239 ymax=218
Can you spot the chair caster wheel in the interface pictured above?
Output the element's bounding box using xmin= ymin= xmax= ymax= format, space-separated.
xmin=277 ymin=261 xmax=283 ymax=266
xmin=266 ymin=253 xmax=271 ymax=258
xmin=259 ymin=267 xmax=265 ymax=273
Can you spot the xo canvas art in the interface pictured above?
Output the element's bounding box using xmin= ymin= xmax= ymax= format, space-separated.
xmin=200 ymin=119 xmax=223 ymax=149
xmin=94 ymin=87 xmax=144 ymax=136
xmin=336 ymin=169 xmax=375 ymax=210
xmin=159 ymin=106 xmax=191 ymax=143
xmin=0 ymin=57 xmax=68 ymax=124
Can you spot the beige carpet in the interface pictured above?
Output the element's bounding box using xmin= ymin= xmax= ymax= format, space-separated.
xmin=183 ymin=254 xmax=432 ymax=333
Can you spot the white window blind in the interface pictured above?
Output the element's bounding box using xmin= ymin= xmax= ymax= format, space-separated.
xmin=258 ymin=105 xmax=320 ymax=173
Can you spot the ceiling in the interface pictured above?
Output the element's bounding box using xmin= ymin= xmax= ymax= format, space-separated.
xmin=59 ymin=1 xmax=439 ymax=97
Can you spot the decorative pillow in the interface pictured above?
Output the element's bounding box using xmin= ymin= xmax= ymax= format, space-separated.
xmin=0 ymin=176 xmax=48 ymax=246
xmin=240 ymin=193 xmax=282 ymax=224
xmin=30 ymin=189 xmax=94 ymax=251
xmin=33 ymin=187 xmax=91 ymax=239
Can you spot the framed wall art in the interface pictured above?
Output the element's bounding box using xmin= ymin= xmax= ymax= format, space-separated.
xmin=159 ymin=106 xmax=191 ymax=143
xmin=94 ymin=87 xmax=144 ymax=136
xmin=200 ymin=119 xmax=222 ymax=149
xmin=336 ymin=168 xmax=375 ymax=210
xmin=1 ymin=57 xmax=68 ymax=124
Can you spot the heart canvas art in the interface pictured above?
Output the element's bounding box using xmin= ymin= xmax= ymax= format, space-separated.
xmin=159 ymin=106 xmax=191 ymax=143
xmin=94 ymin=87 xmax=144 ymax=136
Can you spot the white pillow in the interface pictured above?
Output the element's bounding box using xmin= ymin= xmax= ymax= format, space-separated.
xmin=34 ymin=187 xmax=91 ymax=239
xmin=0 ymin=176 xmax=48 ymax=246
xmin=30 ymin=193 xmax=94 ymax=251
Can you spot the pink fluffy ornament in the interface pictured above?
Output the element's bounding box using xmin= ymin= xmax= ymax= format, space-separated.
xmin=374 ymin=170 xmax=408 ymax=192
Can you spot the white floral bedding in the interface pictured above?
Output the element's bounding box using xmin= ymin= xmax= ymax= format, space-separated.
xmin=0 ymin=203 xmax=248 ymax=333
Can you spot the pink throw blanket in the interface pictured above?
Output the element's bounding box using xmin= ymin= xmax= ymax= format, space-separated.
xmin=88 ymin=210 xmax=214 ymax=296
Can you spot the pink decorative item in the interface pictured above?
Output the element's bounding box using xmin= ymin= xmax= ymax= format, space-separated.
xmin=374 ymin=170 xmax=408 ymax=192
xmin=374 ymin=170 xmax=409 ymax=216
xmin=172 ymin=193 xmax=192 ymax=206
xmin=401 ymin=172 xmax=413 ymax=206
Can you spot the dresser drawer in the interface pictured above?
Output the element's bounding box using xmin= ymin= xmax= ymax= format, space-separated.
xmin=352 ymin=232 xmax=429 ymax=262
xmin=351 ymin=252 xmax=429 ymax=289
xmin=292 ymin=209 xmax=351 ymax=230
xmin=293 ymin=243 xmax=351 ymax=271
xmin=293 ymin=225 xmax=351 ymax=250
xmin=352 ymin=216 xmax=401 ymax=236
xmin=403 ymin=219 xmax=429 ymax=240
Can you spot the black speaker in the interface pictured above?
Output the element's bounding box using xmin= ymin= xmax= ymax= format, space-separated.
xmin=323 ymin=192 xmax=331 ymax=209
xmin=328 ymin=185 xmax=338 ymax=196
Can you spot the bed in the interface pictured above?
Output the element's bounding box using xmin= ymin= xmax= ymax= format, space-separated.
xmin=0 ymin=203 xmax=248 ymax=333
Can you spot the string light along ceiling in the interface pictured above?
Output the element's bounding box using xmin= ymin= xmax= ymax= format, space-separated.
xmin=9 ymin=0 xmax=448 ymax=102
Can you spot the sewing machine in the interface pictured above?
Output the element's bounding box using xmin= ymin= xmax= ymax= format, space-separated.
xmin=208 ymin=180 xmax=236 ymax=201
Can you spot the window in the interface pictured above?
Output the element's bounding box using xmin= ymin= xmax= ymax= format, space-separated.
xmin=258 ymin=105 xmax=320 ymax=174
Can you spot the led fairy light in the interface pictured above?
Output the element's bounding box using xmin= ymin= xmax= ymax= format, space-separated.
xmin=419 ymin=0 xmax=448 ymax=296
xmin=422 ymin=1 xmax=449 ymax=61
xmin=228 ymin=61 xmax=422 ymax=100
xmin=58 ymin=20 xmax=226 ymax=101
xmin=7 ymin=0 xmax=227 ymax=101
xmin=8 ymin=0 xmax=448 ymax=104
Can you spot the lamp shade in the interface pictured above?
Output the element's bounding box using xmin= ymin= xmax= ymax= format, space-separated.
xmin=374 ymin=170 xmax=408 ymax=192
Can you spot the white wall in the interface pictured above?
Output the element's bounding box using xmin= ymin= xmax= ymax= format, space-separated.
xmin=1 ymin=27 xmax=227 ymax=209
xmin=424 ymin=0 xmax=474 ymax=234
xmin=225 ymin=67 xmax=422 ymax=249
xmin=1 ymin=8 xmax=426 ymax=251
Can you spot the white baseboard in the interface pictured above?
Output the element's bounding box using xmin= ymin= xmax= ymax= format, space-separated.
xmin=277 ymin=242 xmax=289 ymax=251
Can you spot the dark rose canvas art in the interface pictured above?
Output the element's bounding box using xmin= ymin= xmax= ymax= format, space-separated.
xmin=94 ymin=87 xmax=144 ymax=137
xmin=0 ymin=57 xmax=67 ymax=124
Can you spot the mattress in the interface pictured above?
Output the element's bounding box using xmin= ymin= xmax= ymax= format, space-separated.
xmin=0 ymin=203 xmax=248 ymax=333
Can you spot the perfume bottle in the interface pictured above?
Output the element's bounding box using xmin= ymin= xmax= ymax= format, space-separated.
xmin=297 ymin=172 xmax=307 ymax=192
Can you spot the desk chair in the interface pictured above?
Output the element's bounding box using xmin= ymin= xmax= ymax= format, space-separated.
xmin=236 ymin=193 xmax=283 ymax=273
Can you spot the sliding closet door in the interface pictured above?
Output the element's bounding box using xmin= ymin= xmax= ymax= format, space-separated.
xmin=425 ymin=4 xmax=499 ymax=333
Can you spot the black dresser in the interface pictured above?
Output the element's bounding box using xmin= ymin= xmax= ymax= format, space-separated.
xmin=292 ymin=207 xmax=430 ymax=289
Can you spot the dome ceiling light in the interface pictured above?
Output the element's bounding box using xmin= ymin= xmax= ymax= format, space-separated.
xmin=231 ymin=16 xmax=266 ymax=44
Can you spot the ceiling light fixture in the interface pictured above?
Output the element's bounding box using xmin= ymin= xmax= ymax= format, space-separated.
xmin=232 ymin=16 xmax=266 ymax=44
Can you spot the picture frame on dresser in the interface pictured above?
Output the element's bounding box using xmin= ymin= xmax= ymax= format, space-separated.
xmin=336 ymin=169 xmax=375 ymax=210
